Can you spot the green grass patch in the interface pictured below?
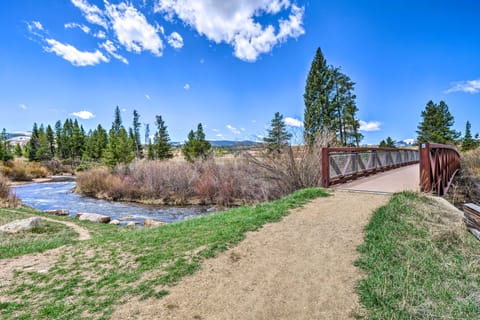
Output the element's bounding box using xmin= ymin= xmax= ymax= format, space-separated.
xmin=0 ymin=208 xmax=79 ymax=259
xmin=0 ymin=187 xmax=328 ymax=319
xmin=356 ymin=191 xmax=480 ymax=319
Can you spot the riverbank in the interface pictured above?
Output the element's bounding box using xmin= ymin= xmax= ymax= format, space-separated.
xmin=0 ymin=188 xmax=328 ymax=319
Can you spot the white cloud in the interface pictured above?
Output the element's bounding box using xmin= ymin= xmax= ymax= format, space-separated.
xmin=19 ymin=104 xmax=27 ymax=110
xmin=226 ymin=124 xmax=241 ymax=135
xmin=216 ymin=133 xmax=225 ymax=139
xmin=446 ymin=79 xmax=480 ymax=94
xmin=145 ymin=94 xmax=151 ymax=100
xmin=284 ymin=117 xmax=303 ymax=127
xmin=94 ymin=30 xmax=106 ymax=39
xmin=184 ymin=83 xmax=190 ymax=90
xmin=44 ymin=39 xmax=109 ymax=66
xmin=71 ymin=0 xmax=108 ymax=29
xmin=100 ymin=40 xmax=128 ymax=64
xmin=154 ymin=0 xmax=305 ymax=61
xmin=167 ymin=32 xmax=184 ymax=49
xmin=212 ymin=128 xmax=219 ymax=132
xmin=105 ymin=2 xmax=163 ymax=56
xmin=200 ymin=58 xmax=205 ymax=64
xmin=32 ymin=21 xmax=44 ymax=31
xmin=359 ymin=120 xmax=381 ymax=132
xmin=71 ymin=110 xmax=95 ymax=119
xmin=121 ymin=108 xmax=127 ymax=112
xmin=65 ymin=22 xmax=90 ymax=34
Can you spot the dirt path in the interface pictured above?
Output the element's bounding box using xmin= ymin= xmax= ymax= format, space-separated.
xmin=113 ymin=191 xmax=389 ymax=320
xmin=0 ymin=213 xmax=90 ymax=287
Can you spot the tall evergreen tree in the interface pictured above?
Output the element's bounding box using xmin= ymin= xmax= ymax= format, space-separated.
xmin=28 ymin=123 xmax=40 ymax=161
xmin=153 ymin=115 xmax=173 ymax=159
xmin=132 ymin=110 xmax=143 ymax=158
xmin=14 ymin=143 xmax=23 ymax=158
xmin=54 ymin=120 xmax=62 ymax=158
xmin=304 ymin=48 xmax=362 ymax=146
xmin=416 ymin=100 xmax=460 ymax=144
xmin=304 ymin=48 xmax=333 ymax=146
xmin=182 ymin=123 xmax=211 ymax=162
xmin=461 ymin=121 xmax=478 ymax=151
xmin=379 ymin=137 xmax=396 ymax=148
xmin=263 ymin=112 xmax=292 ymax=153
xmin=46 ymin=125 xmax=55 ymax=158
xmin=103 ymin=107 xmax=134 ymax=166
xmin=0 ymin=129 xmax=12 ymax=161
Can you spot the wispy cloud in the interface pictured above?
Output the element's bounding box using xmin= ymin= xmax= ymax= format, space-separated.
xmin=19 ymin=104 xmax=27 ymax=110
xmin=226 ymin=124 xmax=241 ymax=135
xmin=44 ymin=39 xmax=109 ymax=66
xmin=446 ymin=79 xmax=480 ymax=94
xmin=359 ymin=120 xmax=381 ymax=132
xmin=100 ymin=40 xmax=128 ymax=64
xmin=64 ymin=22 xmax=90 ymax=34
xmin=284 ymin=117 xmax=303 ymax=127
xmin=167 ymin=32 xmax=183 ymax=49
xmin=183 ymin=83 xmax=190 ymax=90
xmin=154 ymin=0 xmax=305 ymax=61
xmin=71 ymin=0 xmax=108 ymax=29
xmin=71 ymin=110 xmax=95 ymax=119
xmin=145 ymin=94 xmax=151 ymax=100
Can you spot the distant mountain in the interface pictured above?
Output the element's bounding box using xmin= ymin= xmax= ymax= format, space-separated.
xmin=395 ymin=138 xmax=415 ymax=147
xmin=6 ymin=131 xmax=31 ymax=146
xmin=171 ymin=140 xmax=259 ymax=148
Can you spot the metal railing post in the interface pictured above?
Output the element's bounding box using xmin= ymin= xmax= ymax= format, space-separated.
xmin=419 ymin=142 xmax=431 ymax=193
xmin=321 ymin=147 xmax=330 ymax=188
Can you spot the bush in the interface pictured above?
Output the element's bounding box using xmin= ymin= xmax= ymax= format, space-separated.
xmin=0 ymin=174 xmax=10 ymax=199
xmin=76 ymin=158 xmax=284 ymax=206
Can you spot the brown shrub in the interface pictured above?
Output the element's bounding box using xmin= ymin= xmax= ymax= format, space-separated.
xmin=0 ymin=174 xmax=10 ymax=199
xmin=76 ymin=167 xmax=112 ymax=196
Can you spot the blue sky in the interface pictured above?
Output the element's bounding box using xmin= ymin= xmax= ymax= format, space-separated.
xmin=0 ymin=0 xmax=479 ymax=144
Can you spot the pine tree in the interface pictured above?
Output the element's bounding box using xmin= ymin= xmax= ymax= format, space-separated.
xmin=103 ymin=107 xmax=134 ymax=166
xmin=36 ymin=124 xmax=51 ymax=160
xmin=46 ymin=125 xmax=55 ymax=158
xmin=153 ymin=115 xmax=173 ymax=159
xmin=182 ymin=123 xmax=211 ymax=162
xmin=28 ymin=123 xmax=40 ymax=161
xmin=304 ymin=48 xmax=333 ymax=146
xmin=14 ymin=143 xmax=22 ymax=158
xmin=263 ymin=112 xmax=292 ymax=153
xmin=416 ymin=100 xmax=460 ymax=144
xmin=54 ymin=120 xmax=62 ymax=158
xmin=132 ymin=110 xmax=142 ymax=158
xmin=461 ymin=121 xmax=478 ymax=151
xmin=0 ymin=129 xmax=12 ymax=161
xmin=379 ymin=137 xmax=396 ymax=148
xmin=304 ymin=48 xmax=362 ymax=146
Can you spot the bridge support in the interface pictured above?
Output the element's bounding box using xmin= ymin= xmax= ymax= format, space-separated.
xmin=419 ymin=142 xmax=460 ymax=196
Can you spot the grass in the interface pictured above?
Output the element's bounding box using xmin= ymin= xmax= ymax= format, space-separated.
xmin=0 ymin=187 xmax=328 ymax=319
xmin=0 ymin=208 xmax=78 ymax=259
xmin=356 ymin=191 xmax=480 ymax=319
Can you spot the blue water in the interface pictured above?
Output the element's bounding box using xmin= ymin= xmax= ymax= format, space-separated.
xmin=12 ymin=180 xmax=212 ymax=223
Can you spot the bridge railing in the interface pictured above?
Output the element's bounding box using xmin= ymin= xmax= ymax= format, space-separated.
xmin=321 ymin=147 xmax=419 ymax=188
xmin=419 ymin=142 xmax=460 ymax=196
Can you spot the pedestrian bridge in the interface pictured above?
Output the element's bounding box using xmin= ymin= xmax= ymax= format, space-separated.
xmin=321 ymin=143 xmax=461 ymax=196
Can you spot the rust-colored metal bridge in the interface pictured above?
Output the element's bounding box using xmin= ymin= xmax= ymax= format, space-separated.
xmin=321 ymin=143 xmax=461 ymax=196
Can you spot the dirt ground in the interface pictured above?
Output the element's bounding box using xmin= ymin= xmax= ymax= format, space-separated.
xmin=0 ymin=215 xmax=90 ymax=287
xmin=113 ymin=191 xmax=389 ymax=320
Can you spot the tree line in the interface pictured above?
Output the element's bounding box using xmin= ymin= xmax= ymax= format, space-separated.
xmin=2 ymin=106 xmax=211 ymax=167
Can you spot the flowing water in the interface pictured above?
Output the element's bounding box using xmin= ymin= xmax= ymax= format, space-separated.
xmin=12 ymin=179 xmax=212 ymax=224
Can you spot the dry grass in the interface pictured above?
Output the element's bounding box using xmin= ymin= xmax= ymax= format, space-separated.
xmin=447 ymin=147 xmax=480 ymax=205
xmin=76 ymin=157 xmax=284 ymax=206
xmin=0 ymin=159 xmax=50 ymax=182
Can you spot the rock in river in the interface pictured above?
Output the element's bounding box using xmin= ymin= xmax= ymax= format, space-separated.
xmin=0 ymin=217 xmax=41 ymax=233
xmin=109 ymin=219 xmax=121 ymax=225
xmin=144 ymin=219 xmax=166 ymax=227
xmin=76 ymin=212 xmax=110 ymax=223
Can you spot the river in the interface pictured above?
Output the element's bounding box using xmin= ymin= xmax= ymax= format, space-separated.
xmin=12 ymin=180 xmax=212 ymax=224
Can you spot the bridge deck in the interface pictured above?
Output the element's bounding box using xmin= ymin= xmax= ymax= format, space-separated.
xmin=333 ymin=164 xmax=419 ymax=194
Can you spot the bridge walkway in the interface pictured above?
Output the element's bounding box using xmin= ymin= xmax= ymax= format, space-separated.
xmin=333 ymin=164 xmax=420 ymax=194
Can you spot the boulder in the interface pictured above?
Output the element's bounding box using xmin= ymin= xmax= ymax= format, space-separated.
xmin=144 ymin=219 xmax=166 ymax=228
xmin=118 ymin=215 xmax=134 ymax=221
xmin=109 ymin=219 xmax=121 ymax=225
xmin=0 ymin=217 xmax=41 ymax=234
xmin=126 ymin=221 xmax=138 ymax=227
xmin=44 ymin=209 xmax=69 ymax=216
xmin=76 ymin=213 xmax=110 ymax=223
